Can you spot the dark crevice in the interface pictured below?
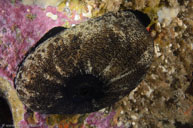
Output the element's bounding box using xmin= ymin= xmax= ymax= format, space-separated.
xmin=0 ymin=97 xmax=13 ymax=128
xmin=175 ymin=120 xmax=193 ymax=128
xmin=129 ymin=10 xmax=151 ymax=28
xmin=177 ymin=0 xmax=185 ymax=5
xmin=185 ymin=79 xmax=193 ymax=96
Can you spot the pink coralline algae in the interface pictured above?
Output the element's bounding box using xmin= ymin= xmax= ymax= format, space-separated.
xmin=19 ymin=112 xmax=48 ymax=128
xmin=0 ymin=0 xmax=84 ymax=82
xmin=85 ymin=111 xmax=124 ymax=128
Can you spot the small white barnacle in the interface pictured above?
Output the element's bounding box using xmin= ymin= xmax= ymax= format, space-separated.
xmin=14 ymin=10 xmax=154 ymax=114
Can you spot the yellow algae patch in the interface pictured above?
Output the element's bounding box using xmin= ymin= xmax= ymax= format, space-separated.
xmin=46 ymin=12 xmax=58 ymax=20
xmin=57 ymin=0 xmax=87 ymax=14
xmin=46 ymin=114 xmax=87 ymax=127
xmin=0 ymin=77 xmax=25 ymax=128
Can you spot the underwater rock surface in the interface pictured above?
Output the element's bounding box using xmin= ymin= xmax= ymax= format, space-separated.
xmin=15 ymin=10 xmax=154 ymax=114
xmin=1 ymin=0 xmax=193 ymax=128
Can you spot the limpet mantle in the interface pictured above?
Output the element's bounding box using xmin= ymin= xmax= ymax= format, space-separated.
xmin=14 ymin=11 xmax=154 ymax=114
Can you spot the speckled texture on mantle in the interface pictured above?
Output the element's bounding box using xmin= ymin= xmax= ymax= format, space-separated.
xmin=0 ymin=0 xmax=193 ymax=128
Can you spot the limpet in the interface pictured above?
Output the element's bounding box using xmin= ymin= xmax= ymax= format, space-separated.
xmin=14 ymin=11 xmax=154 ymax=114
